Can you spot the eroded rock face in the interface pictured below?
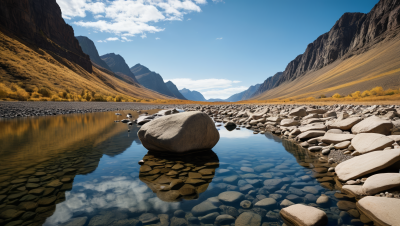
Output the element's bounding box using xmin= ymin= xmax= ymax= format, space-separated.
xmin=138 ymin=111 xmax=219 ymax=153
xmin=335 ymin=149 xmax=400 ymax=181
xmin=0 ymin=0 xmax=92 ymax=72
xmin=280 ymin=204 xmax=328 ymax=226
xmin=357 ymin=196 xmax=400 ymax=226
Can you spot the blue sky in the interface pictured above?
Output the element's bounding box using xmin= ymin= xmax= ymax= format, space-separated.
xmin=57 ymin=0 xmax=379 ymax=99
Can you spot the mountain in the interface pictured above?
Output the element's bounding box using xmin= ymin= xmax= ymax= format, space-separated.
xmin=253 ymin=0 xmax=400 ymax=100
xmin=251 ymin=73 xmax=282 ymax=97
xmin=165 ymin=81 xmax=187 ymax=100
xmin=130 ymin=64 xmax=179 ymax=98
xmin=0 ymin=0 xmax=92 ymax=72
xmin=179 ymin=88 xmax=206 ymax=101
xmin=225 ymin=84 xmax=261 ymax=101
xmin=76 ymin=36 xmax=112 ymax=72
xmin=0 ymin=0 xmax=171 ymax=102
xmin=101 ymin=53 xmax=139 ymax=83
xmin=207 ymin=98 xmax=225 ymax=102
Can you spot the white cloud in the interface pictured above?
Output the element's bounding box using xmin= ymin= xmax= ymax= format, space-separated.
xmin=166 ymin=78 xmax=247 ymax=99
xmin=216 ymin=37 xmax=223 ymax=40
xmin=57 ymin=0 xmax=207 ymax=38
xmin=121 ymin=37 xmax=133 ymax=42
xmin=212 ymin=0 xmax=224 ymax=2
xmin=106 ymin=37 xmax=119 ymax=41
xmin=202 ymin=86 xmax=248 ymax=99
xmin=141 ymin=33 xmax=147 ymax=39
xmin=97 ymin=40 xmax=103 ymax=42
xmin=43 ymin=176 xmax=180 ymax=226
xmin=155 ymin=37 xmax=160 ymax=40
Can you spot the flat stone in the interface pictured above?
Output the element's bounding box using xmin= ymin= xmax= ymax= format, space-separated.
xmin=215 ymin=214 xmax=235 ymax=225
xmin=302 ymin=186 xmax=318 ymax=194
xmin=46 ymin=179 xmax=63 ymax=188
xmin=280 ymin=199 xmax=295 ymax=208
xmin=299 ymin=124 xmax=326 ymax=133
xmin=328 ymin=117 xmax=362 ymax=130
xmin=218 ymin=191 xmax=245 ymax=204
xmin=351 ymin=116 xmax=393 ymax=135
xmin=223 ymin=175 xmax=238 ymax=183
xmin=0 ymin=209 xmax=24 ymax=219
xmin=316 ymin=195 xmax=329 ymax=205
xmin=280 ymin=119 xmax=300 ymax=127
xmin=351 ymin=133 xmax=394 ymax=155
xmin=362 ymin=173 xmax=400 ymax=195
xmin=297 ymin=130 xmax=326 ymax=140
xmin=38 ymin=196 xmax=56 ymax=206
xmin=235 ymin=212 xmax=261 ymax=226
xmin=335 ymin=149 xmax=400 ymax=181
xmin=254 ymin=198 xmax=276 ymax=208
xmin=334 ymin=141 xmax=351 ymax=149
xmin=139 ymin=213 xmax=159 ymax=224
xmin=341 ymin=185 xmax=364 ymax=198
xmin=156 ymin=190 xmax=180 ymax=202
xmin=240 ymin=167 xmax=254 ymax=173
xmin=199 ymin=212 xmax=219 ymax=224
xmin=264 ymin=179 xmax=282 ymax=187
xmin=198 ymin=169 xmax=214 ymax=175
xmin=179 ymin=184 xmax=197 ymax=196
xmin=191 ymin=200 xmax=219 ymax=216
xmin=60 ymin=217 xmax=87 ymax=226
xmin=337 ymin=201 xmax=356 ymax=210
xmin=321 ymin=133 xmax=355 ymax=144
xmin=357 ymin=196 xmax=400 ymax=226
xmin=280 ymin=204 xmax=328 ymax=226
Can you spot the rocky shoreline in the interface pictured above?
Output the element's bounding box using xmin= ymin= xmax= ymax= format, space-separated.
xmin=0 ymin=102 xmax=189 ymax=118
xmin=179 ymin=104 xmax=400 ymax=225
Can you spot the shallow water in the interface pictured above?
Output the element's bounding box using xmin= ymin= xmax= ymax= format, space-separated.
xmin=0 ymin=111 xmax=361 ymax=226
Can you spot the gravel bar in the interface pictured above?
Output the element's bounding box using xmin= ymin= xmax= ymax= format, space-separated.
xmin=0 ymin=101 xmax=193 ymax=119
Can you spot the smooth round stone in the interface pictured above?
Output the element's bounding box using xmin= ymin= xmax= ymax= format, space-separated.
xmin=316 ymin=194 xmax=330 ymax=205
xmin=280 ymin=204 xmax=328 ymax=226
xmin=269 ymin=194 xmax=282 ymax=200
xmin=280 ymin=199 xmax=295 ymax=208
xmin=223 ymin=175 xmax=238 ymax=183
xmin=264 ymin=179 xmax=282 ymax=186
xmin=254 ymin=198 xmax=276 ymax=208
xmin=215 ymin=214 xmax=235 ymax=225
xmin=191 ymin=201 xmax=219 ymax=216
xmin=235 ymin=212 xmax=262 ymax=226
xmin=174 ymin=210 xmax=186 ymax=218
xmin=240 ymin=167 xmax=254 ymax=173
xmin=199 ymin=212 xmax=219 ymax=223
xmin=240 ymin=200 xmax=252 ymax=209
xmin=157 ymin=190 xmax=181 ymax=202
xmin=302 ymin=186 xmax=319 ymax=194
xmin=218 ymin=191 xmax=245 ymax=204
xmin=304 ymin=194 xmax=318 ymax=202
xmin=337 ymin=200 xmax=356 ymax=211
xmin=139 ymin=213 xmax=159 ymax=224
xmin=286 ymin=194 xmax=300 ymax=201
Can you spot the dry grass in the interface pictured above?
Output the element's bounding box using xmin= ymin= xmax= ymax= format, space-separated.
xmin=0 ymin=29 xmax=184 ymax=102
xmin=253 ymin=29 xmax=400 ymax=102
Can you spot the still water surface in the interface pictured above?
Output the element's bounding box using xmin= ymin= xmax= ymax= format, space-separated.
xmin=0 ymin=111 xmax=361 ymax=226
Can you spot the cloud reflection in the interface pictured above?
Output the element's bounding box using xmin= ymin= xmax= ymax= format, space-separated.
xmin=218 ymin=128 xmax=252 ymax=138
xmin=44 ymin=176 xmax=180 ymax=225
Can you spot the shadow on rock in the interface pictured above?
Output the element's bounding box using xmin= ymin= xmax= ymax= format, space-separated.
xmin=139 ymin=150 xmax=219 ymax=202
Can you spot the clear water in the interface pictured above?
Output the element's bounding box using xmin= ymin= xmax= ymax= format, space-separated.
xmin=0 ymin=111 xmax=361 ymax=226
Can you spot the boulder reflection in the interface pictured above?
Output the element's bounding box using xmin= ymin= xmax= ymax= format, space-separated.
xmin=139 ymin=150 xmax=219 ymax=202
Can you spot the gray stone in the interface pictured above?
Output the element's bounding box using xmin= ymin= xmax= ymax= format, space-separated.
xmin=191 ymin=201 xmax=219 ymax=216
xmin=218 ymin=191 xmax=245 ymax=204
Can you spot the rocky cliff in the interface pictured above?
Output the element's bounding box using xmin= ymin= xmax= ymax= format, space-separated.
xmin=101 ymin=53 xmax=139 ymax=83
xmin=76 ymin=36 xmax=112 ymax=72
xmin=179 ymin=88 xmax=206 ymax=101
xmin=130 ymin=64 xmax=178 ymax=98
xmin=165 ymin=81 xmax=187 ymax=100
xmin=254 ymin=0 xmax=400 ymax=97
xmin=0 ymin=0 xmax=92 ymax=72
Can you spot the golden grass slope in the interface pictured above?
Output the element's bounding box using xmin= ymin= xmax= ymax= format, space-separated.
xmin=253 ymin=29 xmax=400 ymax=101
xmin=0 ymin=28 xmax=173 ymax=102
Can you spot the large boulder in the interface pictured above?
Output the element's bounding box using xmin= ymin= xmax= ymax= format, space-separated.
xmin=280 ymin=204 xmax=328 ymax=226
xmin=335 ymin=149 xmax=400 ymax=181
xmin=357 ymin=196 xmax=400 ymax=226
xmin=362 ymin=173 xmax=400 ymax=195
xmin=138 ymin=111 xmax=219 ymax=153
xmin=351 ymin=116 xmax=393 ymax=135
xmin=320 ymin=133 xmax=355 ymax=144
xmin=328 ymin=117 xmax=362 ymax=131
xmin=351 ymin=133 xmax=394 ymax=155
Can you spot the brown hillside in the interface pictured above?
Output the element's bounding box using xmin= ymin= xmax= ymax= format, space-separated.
xmin=253 ymin=27 xmax=400 ymax=100
xmin=0 ymin=29 xmax=172 ymax=102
